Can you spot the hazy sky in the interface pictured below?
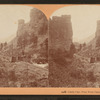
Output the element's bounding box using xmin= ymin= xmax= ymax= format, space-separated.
xmin=51 ymin=5 xmax=100 ymax=43
xmin=0 ymin=5 xmax=33 ymax=43
xmin=1 ymin=5 xmax=100 ymax=43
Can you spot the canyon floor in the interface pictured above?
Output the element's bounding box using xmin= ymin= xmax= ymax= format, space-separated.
xmin=0 ymin=54 xmax=48 ymax=87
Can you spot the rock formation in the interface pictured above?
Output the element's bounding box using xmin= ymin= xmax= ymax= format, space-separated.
xmin=0 ymin=8 xmax=49 ymax=87
xmin=49 ymin=15 xmax=73 ymax=52
xmin=87 ymin=20 xmax=100 ymax=49
xmin=49 ymin=15 xmax=73 ymax=87
xmin=3 ymin=8 xmax=48 ymax=62
xmin=77 ymin=20 xmax=100 ymax=59
xmin=95 ymin=20 xmax=100 ymax=48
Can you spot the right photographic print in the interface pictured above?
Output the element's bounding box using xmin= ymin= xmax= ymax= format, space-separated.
xmin=49 ymin=5 xmax=100 ymax=87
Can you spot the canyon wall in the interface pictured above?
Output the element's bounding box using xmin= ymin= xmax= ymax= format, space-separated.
xmin=49 ymin=15 xmax=73 ymax=87
xmin=95 ymin=20 xmax=100 ymax=48
xmin=49 ymin=15 xmax=73 ymax=52
xmin=4 ymin=8 xmax=48 ymax=61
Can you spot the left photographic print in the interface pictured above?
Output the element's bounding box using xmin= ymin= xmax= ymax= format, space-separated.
xmin=0 ymin=5 xmax=48 ymax=87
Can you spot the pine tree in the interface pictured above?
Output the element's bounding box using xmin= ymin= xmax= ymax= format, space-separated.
xmin=4 ymin=42 xmax=7 ymax=47
xmin=70 ymin=43 xmax=76 ymax=58
xmin=79 ymin=44 xmax=82 ymax=51
xmin=0 ymin=43 xmax=3 ymax=50
xmin=83 ymin=42 xmax=86 ymax=47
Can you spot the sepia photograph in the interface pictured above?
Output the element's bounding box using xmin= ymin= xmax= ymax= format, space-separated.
xmin=0 ymin=5 xmax=48 ymax=87
xmin=1 ymin=4 xmax=100 ymax=90
xmin=49 ymin=5 xmax=100 ymax=87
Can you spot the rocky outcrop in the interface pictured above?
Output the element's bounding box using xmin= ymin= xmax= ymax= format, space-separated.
xmin=17 ymin=8 xmax=48 ymax=37
xmin=88 ymin=20 xmax=100 ymax=49
xmin=78 ymin=20 xmax=100 ymax=58
xmin=95 ymin=20 xmax=100 ymax=47
xmin=3 ymin=8 xmax=48 ymax=62
xmin=0 ymin=8 xmax=49 ymax=87
xmin=49 ymin=15 xmax=73 ymax=87
xmin=49 ymin=15 xmax=73 ymax=52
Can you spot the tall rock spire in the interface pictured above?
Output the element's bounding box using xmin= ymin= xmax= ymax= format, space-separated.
xmin=49 ymin=15 xmax=73 ymax=52
xmin=49 ymin=15 xmax=73 ymax=87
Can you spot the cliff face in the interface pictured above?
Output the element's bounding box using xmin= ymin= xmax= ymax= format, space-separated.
xmin=95 ymin=20 xmax=100 ymax=48
xmin=49 ymin=15 xmax=73 ymax=87
xmin=49 ymin=15 xmax=73 ymax=52
xmin=89 ymin=20 xmax=100 ymax=49
xmin=17 ymin=8 xmax=48 ymax=38
xmin=4 ymin=8 xmax=48 ymax=62
xmin=0 ymin=8 xmax=49 ymax=87
xmin=78 ymin=20 xmax=100 ymax=58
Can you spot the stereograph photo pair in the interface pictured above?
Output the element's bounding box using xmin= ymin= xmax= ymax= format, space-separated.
xmin=0 ymin=5 xmax=99 ymax=88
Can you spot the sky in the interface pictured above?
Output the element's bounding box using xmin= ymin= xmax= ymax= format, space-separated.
xmin=0 ymin=5 xmax=33 ymax=43
xmin=0 ymin=5 xmax=100 ymax=43
xmin=50 ymin=5 xmax=100 ymax=43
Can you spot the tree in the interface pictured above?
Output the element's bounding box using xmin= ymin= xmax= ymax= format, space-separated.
xmin=79 ymin=44 xmax=82 ymax=51
xmin=83 ymin=42 xmax=86 ymax=47
xmin=69 ymin=43 xmax=76 ymax=58
xmin=4 ymin=42 xmax=7 ymax=47
xmin=0 ymin=43 xmax=3 ymax=50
